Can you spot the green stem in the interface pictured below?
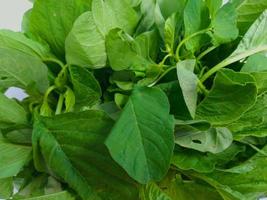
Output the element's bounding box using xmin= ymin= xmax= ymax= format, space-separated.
xmin=197 ymin=80 xmax=209 ymax=95
xmin=43 ymin=57 xmax=65 ymax=69
xmin=175 ymin=28 xmax=211 ymax=61
xmin=148 ymin=66 xmax=176 ymax=87
xmin=197 ymin=46 xmax=217 ymax=60
xmin=55 ymin=94 xmax=65 ymax=115
xmin=44 ymin=85 xmax=57 ymax=101
xmin=201 ymin=45 xmax=267 ymax=83
xmin=159 ymin=54 xmax=172 ymax=66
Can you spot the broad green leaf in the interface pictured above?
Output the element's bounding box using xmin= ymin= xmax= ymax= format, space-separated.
xmin=0 ymin=138 xmax=31 ymax=179
xmin=0 ymin=93 xmax=28 ymax=127
xmin=65 ymin=12 xmax=106 ymax=68
xmin=172 ymin=148 xmax=216 ymax=173
xmin=23 ymin=191 xmax=75 ymax=200
xmin=0 ymin=178 xmax=13 ymax=199
xmin=211 ymin=3 xmax=239 ymax=44
xmin=69 ymin=65 xmax=101 ymax=110
xmin=241 ymin=54 xmax=267 ymax=94
xmin=172 ymin=144 xmax=245 ymax=173
xmin=195 ymin=144 xmax=267 ymax=199
xmin=0 ymin=30 xmax=51 ymax=59
xmin=157 ymin=0 xmax=187 ymax=19
xmin=228 ymin=93 xmax=267 ymax=139
xmin=0 ymin=48 xmax=49 ymax=93
xmin=33 ymin=111 xmax=138 ymax=200
xmin=196 ymin=69 xmax=257 ymax=125
xmin=106 ymin=86 xmax=175 ymax=184
xmin=92 ymin=0 xmax=139 ymax=35
xmin=201 ymin=11 xmax=267 ymax=83
xmin=140 ymin=182 xmax=172 ymax=200
xmin=28 ymin=0 xmax=90 ymax=58
xmin=134 ymin=30 xmax=159 ymax=61
xmin=66 ymin=0 xmax=139 ymax=68
xmin=232 ymin=0 xmax=267 ymax=34
xmin=206 ymin=0 xmax=222 ymax=18
xmin=228 ymin=10 xmax=267 ymax=64
xmin=176 ymin=59 xmax=198 ymax=119
xmin=183 ymin=0 xmax=210 ymax=53
xmin=162 ymin=176 xmax=222 ymax=200
xmin=241 ymin=52 xmax=267 ymax=72
xmin=106 ymin=29 xmax=154 ymax=71
xmin=175 ymin=125 xmax=233 ymax=153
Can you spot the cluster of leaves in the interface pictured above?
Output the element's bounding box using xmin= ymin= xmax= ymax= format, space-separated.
xmin=2 ymin=0 xmax=267 ymax=199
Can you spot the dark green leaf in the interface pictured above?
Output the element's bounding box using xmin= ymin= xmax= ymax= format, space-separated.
xmin=106 ymin=86 xmax=175 ymax=184
xmin=183 ymin=0 xmax=210 ymax=52
xmin=33 ymin=111 xmax=138 ymax=200
xmin=0 ymin=138 xmax=31 ymax=179
xmin=69 ymin=65 xmax=101 ymax=110
xmin=0 ymin=48 xmax=49 ymax=93
xmin=211 ymin=3 xmax=239 ymax=44
xmin=28 ymin=0 xmax=91 ymax=58
xmin=196 ymin=69 xmax=257 ymax=125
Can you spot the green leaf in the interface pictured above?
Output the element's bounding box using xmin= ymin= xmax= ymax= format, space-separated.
xmin=69 ymin=65 xmax=101 ymax=110
xmin=201 ymin=10 xmax=267 ymax=83
xmin=206 ymin=0 xmax=222 ymax=18
xmin=228 ymin=93 xmax=267 ymax=139
xmin=66 ymin=0 xmax=139 ymax=68
xmin=0 ymin=138 xmax=31 ymax=179
xmin=175 ymin=125 xmax=233 ymax=153
xmin=0 ymin=178 xmax=13 ymax=199
xmin=162 ymin=176 xmax=223 ymax=200
xmin=0 ymin=30 xmax=51 ymax=59
xmin=106 ymin=29 xmax=154 ymax=71
xmin=176 ymin=59 xmax=198 ymax=119
xmin=196 ymin=69 xmax=257 ymax=125
xmin=183 ymin=0 xmax=210 ymax=52
xmin=241 ymin=52 xmax=267 ymax=72
xmin=211 ymin=3 xmax=239 ymax=44
xmin=106 ymin=86 xmax=175 ymax=184
xmin=164 ymin=12 xmax=183 ymax=54
xmin=194 ymin=144 xmax=267 ymax=199
xmin=0 ymin=93 xmax=28 ymax=127
xmin=233 ymin=0 xmax=267 ymax=34
xmin=157 ymin=0 xmax=187 ymax=19
xmin=0 ymin=48 xmax=49 ymax=93
xmin=229 ymin=10 xmax=267 ymax=63
xmin=28 ymin=0 xmax=91 ymax=58
xmin=92 ymin=0 xmax=139 ymax=35
xmin=140 ymin=182 xmax=172 ymax=200
xmin=172 ymin=148 xmax=216 ymax=173
xmin=33 ymin=111 xmax=138 ymax=200
xmin=65 ymin=12 xmax=106 ymax=68
xmin=23 ymin=191 xmax=75 ymax=200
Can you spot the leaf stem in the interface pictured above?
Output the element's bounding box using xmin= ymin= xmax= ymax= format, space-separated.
xmin=148 ymin=66 xmax=176 ymax=87
xmin=197 ymin=46 xmax=217 ymax=60
xmin=175 ymin=28 xmax=211 ymax=61
xmin=197 ymin=80 xmax=209 ymax=95
xmin=200 ymin=45 xmax=267 ymax=83
xmin=55 ymin=94 xmax=65 ymax=115
xmin=43 ymin=57 xmax=65 ymax=69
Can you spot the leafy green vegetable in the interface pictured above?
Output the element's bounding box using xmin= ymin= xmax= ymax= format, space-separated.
xmin=2 ymin=0 xmax=267 ymax=199
xmin=106 ymin=86 xmax=174 ymax=184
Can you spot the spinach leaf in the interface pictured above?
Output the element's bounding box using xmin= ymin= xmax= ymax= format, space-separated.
xmin=106 ymin=86 xmax=175 ymax=184
xmin=197 ymin=69 xmax=257 ymax=125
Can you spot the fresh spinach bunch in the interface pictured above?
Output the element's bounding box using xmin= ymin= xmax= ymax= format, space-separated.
xmin=1 ymin=0 xmax=267 ymax=199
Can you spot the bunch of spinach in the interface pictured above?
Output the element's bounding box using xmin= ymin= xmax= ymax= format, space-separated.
xmin=1 ymin=0 xmax=267 ymax=199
